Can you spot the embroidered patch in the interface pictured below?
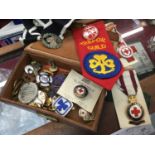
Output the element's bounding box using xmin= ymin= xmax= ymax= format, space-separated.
xmin=83 ymin=51 xmax=122 ymax=79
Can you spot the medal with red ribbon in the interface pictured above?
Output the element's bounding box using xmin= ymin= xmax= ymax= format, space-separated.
xmin=117 ymin=70 xmax=145 ymax=125
xmin=72 ymin=21 xmax=124 ymax=90
xmin=115 ymin=29 xmax=137 ymax=63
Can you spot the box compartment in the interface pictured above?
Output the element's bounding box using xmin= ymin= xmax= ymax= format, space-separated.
xmin=0 ymin=51 xmax=106 ymax=132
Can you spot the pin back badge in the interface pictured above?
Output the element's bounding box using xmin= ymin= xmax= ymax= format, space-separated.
xmin=83 ymin=25 xmax=99 ymax=40
xmin=52 ymin=96 xmax=73 ymax=116
xmin=74 ymin=85 xmax=88 ymax=98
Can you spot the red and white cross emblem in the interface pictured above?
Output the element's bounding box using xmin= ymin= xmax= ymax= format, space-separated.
xmin=129 ymin=104 xmax=143 ymax=119
xmin=77 ymin=87 xmax=85 ymax=94
xmin=118 ymin=42 xmax=138 ymax=62
xmin=131 ymin=107 xmax=141 ymax=116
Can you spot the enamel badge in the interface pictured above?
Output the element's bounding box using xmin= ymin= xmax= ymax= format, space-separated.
xmin=83 ymin=25 xmax=99 ymax=40
xmin=127 ymin=103 xmax=144 ymax=121
xmin=52 ymin=96 xmax=73 ymax=116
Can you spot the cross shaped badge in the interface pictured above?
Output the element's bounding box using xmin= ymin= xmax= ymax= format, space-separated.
xmin=53 ymin=96 xmax=73 ymax=116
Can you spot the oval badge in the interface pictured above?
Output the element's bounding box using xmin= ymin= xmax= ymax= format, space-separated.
xmin=83 ymin=51 xmax=122 ymax=79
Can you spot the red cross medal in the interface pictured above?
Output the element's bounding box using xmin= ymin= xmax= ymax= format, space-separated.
xmin=117 ymin=38 xmax=136 ymax=62
xmin=118 ymin=70 xmax=145 ymax=125
xmin=127 ymin=102 xmax=144 ymax=121
xmin=74 ymin=85 xmax=88 ymax=98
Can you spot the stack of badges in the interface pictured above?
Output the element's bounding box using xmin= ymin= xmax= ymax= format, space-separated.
xmin=12 ymin=60 xmax=74 ymax=118
xmin=12 ymin=60 xmax=96 ymax=121
xmin=12 ymin=79 xmax=24 ymax=98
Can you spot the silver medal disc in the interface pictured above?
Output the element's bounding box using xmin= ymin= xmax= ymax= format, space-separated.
xmin=18 ymin=82 xmax=38 ymax=104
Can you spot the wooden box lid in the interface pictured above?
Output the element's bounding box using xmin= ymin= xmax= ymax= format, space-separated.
xmin=25 ymin=34 xmax=80 ymax=68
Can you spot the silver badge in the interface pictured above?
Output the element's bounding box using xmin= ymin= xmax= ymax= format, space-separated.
xmin=42 ymin=33 xmax=63 ymax=49
xmin=36 ymin=72 xmax=53 ymax=87
xmin=24 ymin=65 xmax=34 ymax=74
xmin=18 ymin=82 xmax=38 ymax=104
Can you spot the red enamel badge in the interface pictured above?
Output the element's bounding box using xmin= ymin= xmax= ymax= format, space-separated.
xmin=83 ymin=25 xmax=99 ymax=40
xmin=73 ymin=21 xmax=124 ymax=90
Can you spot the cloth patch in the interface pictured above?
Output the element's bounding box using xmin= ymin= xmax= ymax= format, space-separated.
xmin=72 ymin=21 xmax=124 ymax=90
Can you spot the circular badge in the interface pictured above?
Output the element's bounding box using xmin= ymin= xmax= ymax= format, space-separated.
xmin=36 ymin=72 xmax=53 ymax=87
xmin=18 ymin=82 xmax=38 ymax=104
xmin=42 ymin=33 xmax=63 ymax=49
xmin=24 ymin=65 xmax=34 ymax=74
xmin=83 ymin=25 xmax=99 ymax=40
xmin=119 ymin=46 xmax=133 ymax=58
xmin=74 ymin=85 xmax=88 ymax=98
xmin=83 ymin=51 xmax=122 ymax=79
xmin=127 ymin=103 xmax=144 ymax=121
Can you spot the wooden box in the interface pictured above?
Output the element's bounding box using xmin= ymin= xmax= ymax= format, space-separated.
xmin=0 ymin=34 xmax=107 ymax=132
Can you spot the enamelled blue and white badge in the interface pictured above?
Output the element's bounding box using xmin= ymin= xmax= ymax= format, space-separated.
xmin=83 ymin=51 xmax=122 ymax=79
xmin=52 ymin=96 xmax=73 ymax=116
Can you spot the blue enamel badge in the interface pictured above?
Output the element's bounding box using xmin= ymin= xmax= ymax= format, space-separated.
xmin=53 ymin=96 xmax=73 ymax=116
xmin=83 ymin=51 xmax=122 ymax=79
